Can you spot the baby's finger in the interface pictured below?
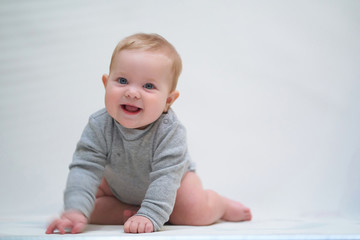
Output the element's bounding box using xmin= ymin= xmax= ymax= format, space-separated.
xmin=57 ymin=223 xmax=66 ymax=234
xmin=129 ymin=221 xmax=139 ymax=233
xmin=57 ymin=219 xmax=73 ymax=234
xmin=137 ymin=221 xmax=146 ymax=233
xmin=46 ymin=219 xmax=60 ymax=234
xmin=144 ymin=222 xmax=153 ymax=233
xmin=123 ymin=219 xmax=131 ymax=233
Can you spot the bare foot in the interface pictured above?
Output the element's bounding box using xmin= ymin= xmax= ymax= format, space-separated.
xmin=221 ymin=197 xmax=252 ymax=222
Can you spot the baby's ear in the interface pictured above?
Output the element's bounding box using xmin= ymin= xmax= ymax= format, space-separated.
xmin=165 ymin=90 xmax=180 ymax=112
xmin=102 ymin=74 xmax=109 ymax=88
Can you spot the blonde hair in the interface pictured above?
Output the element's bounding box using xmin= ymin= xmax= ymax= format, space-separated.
xmin=109 ymin=33 xmax=182 ymax=91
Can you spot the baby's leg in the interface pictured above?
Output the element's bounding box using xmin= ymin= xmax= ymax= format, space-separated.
xmin=169 ymin=172 xmax=252 ymax=226
xmin=89 ymin=178 xmax=139 ymax=225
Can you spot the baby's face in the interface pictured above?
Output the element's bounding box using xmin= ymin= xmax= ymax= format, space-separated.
xmin=103 ymin=49 xmax=176 ymax=129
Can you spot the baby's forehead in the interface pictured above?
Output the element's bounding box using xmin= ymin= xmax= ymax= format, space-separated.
xmin=112 ymin=49 xmax=173 ymax=69
xmin=120 ymin=48 xmax=172 ymax=60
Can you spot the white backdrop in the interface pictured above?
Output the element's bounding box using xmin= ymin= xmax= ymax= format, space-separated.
xmin=0 ymin=0 xmax=359 ymax=221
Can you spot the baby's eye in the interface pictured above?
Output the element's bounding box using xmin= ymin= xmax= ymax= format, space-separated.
xmin=118 ymin=77 xmax=128 ymax=84
xmin=144 ymin=83 xmax=155 ymax=89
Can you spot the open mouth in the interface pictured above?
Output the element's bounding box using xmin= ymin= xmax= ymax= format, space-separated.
xmin=121 ymin=104 xmax=142 ymax=114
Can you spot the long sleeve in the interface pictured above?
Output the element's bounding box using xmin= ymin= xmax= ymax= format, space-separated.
xmin=64 ymin=113 xmax=110 ymax=218
xmin=136 ymin=118 xmax=191 ymax=231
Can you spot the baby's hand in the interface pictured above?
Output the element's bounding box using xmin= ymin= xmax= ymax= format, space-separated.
xmin=46 ymin=210 xmax=88 ymax=234
xmin=124 ymin=215 xmax=154 ymax=233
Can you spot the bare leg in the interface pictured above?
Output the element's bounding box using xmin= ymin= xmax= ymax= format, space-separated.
xmin=169 ymin=172 xmax=252 ymax=226
xmin=89 ymin=178 xmax=139 ymax=225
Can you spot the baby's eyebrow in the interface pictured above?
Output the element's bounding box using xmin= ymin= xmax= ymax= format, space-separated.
xmin=145 ymin=77 xmax=158 ymax=83
xmin=116 ymin=71 xmax=127 ymax=76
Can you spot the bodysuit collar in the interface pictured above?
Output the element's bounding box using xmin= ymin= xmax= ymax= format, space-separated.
xmin=114 ymin=120 xmax=154 ymax=141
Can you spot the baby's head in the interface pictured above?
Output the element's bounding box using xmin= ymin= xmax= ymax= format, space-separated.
xmin=103 ymin=33 xmax=182 ymax=129
xmin=109 ymin=33 xmax=182 ymax=92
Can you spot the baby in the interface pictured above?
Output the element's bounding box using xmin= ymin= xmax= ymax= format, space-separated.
xmin=46 ymin=33 xmax=252 ymax=234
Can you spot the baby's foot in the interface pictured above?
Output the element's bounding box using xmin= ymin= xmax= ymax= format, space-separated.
xmin=221 ymin=198 xmax=252 ymax=222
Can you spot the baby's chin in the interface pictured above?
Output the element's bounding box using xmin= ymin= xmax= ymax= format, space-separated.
xmin=109 ymin=109 xmax=163 ymax=130
xmin=115 ymin=118 xmax=152 ymax=130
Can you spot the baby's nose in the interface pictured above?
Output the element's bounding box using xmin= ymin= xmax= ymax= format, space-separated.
xmin=125 ymin=88 xmax=141 ymax=99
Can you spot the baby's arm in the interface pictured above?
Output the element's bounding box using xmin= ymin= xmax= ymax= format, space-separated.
xmin=130 ymin=120 xmax=190 ymax=232
xmin=46 ymin=210 xmax=87 ymax=234
xmin=47 ymin=114 xmax=109 ymax=234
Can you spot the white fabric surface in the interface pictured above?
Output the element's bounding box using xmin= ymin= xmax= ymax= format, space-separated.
xmin=1 ymin=216 xmax=359 ymax=239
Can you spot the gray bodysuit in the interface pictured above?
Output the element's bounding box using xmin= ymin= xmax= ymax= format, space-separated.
xmin=64 ymin=108 xmax=195 ymax=231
